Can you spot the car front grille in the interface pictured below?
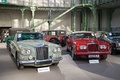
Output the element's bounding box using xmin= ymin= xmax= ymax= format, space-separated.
xmin=37 ymin=61 xmax=52 ymax=65
xmin=87 ymin=43 xmax=98 ymax=51
xmin=36 ymin=45 xmax=48 ymax=60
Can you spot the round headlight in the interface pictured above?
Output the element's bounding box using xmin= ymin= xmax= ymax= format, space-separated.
xmin=21 ymin=49 xmax=31 ymax=55
xmin=53 ymin=48 xmax=57 ymax=53
xmin=53 ymin=47 xmax=61 ymax=53
xmin=26 ymin=49 xmax=31 ymax=55
xmin=80 ymin=45 xmax=87 ymax=50
xmin=57 ymin=47 xmax=61 ymax=52
xmin=100 ymin=45 xmax=107 ymax=49
xmin=29 ymin=55 xmax=33 ymax=60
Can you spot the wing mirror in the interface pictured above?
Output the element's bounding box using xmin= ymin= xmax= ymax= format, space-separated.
xmin=97 ymin=36 xmax=103 ymax=40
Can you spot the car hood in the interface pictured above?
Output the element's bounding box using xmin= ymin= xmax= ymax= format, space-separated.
xmin=17 ymin=40 xmax=60 ymax=48
xmin=74 ymin=38 xmax=108 ymax=45
xmin=109 ymin=37 xmax=120 ymax=43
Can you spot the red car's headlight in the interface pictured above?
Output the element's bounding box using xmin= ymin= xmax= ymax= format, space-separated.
xmin=80 ymin=45 xmax=87 ymax=50
xmin=99 ymin=45 xmax=107 ymax=49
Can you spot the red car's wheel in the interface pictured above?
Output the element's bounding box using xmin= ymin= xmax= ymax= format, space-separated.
xmin=101 ymin=54 xmax=108 ymax=60
xmin=49 ymin=39 xmax=59 ymax=44
xmin=71 ymin=50 xmax=78 ymax=60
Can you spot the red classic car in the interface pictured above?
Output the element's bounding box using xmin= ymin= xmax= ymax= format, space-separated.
xmin=66 ymin=31 xmax=111 ymax=60
xmin=42 ymin=30 xmax=66 ymax=47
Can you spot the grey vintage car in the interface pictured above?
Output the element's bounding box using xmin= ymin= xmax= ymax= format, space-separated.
xmin=10 ymin=31 xmax=62 ymax=70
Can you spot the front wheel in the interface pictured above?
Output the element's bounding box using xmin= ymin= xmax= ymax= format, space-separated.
xmin=60 ymin=41 xmax=66 ymax=47
xmin=101 ymin=54 xmax=108 ymax=60
xmin=111 ymin=48 xmax=116 ymax=55
xmin=49 ymin=39 xmax=59 ymax=44
xmin=52 ymin=62 xmax=59 ymax=66
xmin=71 ymin=50 xmax=78 ymax=60
xmin=16 ymin=53 xmax=24 ymax=70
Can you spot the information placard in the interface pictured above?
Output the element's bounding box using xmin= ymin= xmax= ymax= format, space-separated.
xmin=37 ymin=67 xmax=50 ymax=73
xmin=89 ymin=60 xmax=99 ymax=64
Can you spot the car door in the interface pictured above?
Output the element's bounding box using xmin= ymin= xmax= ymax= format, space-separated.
xmin=10 ymin=34 xmax=18 ymax=57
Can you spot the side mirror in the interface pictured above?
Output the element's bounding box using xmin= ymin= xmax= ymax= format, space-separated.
xmin=97 ymin=36 xmax=103 ymax=40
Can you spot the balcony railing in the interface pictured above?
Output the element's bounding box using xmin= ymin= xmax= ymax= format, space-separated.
xmin=0 ymin=0 xmax=92 ymax=7
xmin=0 ymin=0 xmax=119 ymax=8
xmin=80 ymin=0 xmax=119 ymax=5
xmin=95 ymin=0 xmax=119 ymax=5
xmin=0 ymin=0 xmax=73 ymax=7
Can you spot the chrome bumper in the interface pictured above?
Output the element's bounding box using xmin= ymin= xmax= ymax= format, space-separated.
xmin=114 ymin=47 xmax=120 ymax=51
xmin=19 ymin=57 xmax=62 ymax=65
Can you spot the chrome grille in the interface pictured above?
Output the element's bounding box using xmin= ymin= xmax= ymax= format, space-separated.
xmin=36 ymin=45 xmax=48 ymax=60
xmin=88 ymin=43 xmax=98 ymax=51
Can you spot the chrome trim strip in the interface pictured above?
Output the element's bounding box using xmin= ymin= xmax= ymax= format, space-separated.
xmin=20 ymin=57 xmax=62 ymax=64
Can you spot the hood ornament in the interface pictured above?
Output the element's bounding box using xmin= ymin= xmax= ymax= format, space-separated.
xmin=91 ymin=40 xmax=94 ymax=43
xmin=36 ymin=44 xmax=45 ymax=47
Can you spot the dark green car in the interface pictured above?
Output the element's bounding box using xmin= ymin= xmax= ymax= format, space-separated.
xmin=10 ymin=32 xmax=62 ymax=70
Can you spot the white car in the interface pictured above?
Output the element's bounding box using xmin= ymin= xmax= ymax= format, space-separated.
xmin=10 ymin=32 xmax=62 ymax=70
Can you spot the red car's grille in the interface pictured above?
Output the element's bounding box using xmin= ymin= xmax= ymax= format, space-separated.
xmin=87 ymin=43 xmax=98 ymax=51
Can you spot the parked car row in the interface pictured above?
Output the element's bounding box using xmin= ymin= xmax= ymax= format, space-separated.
xmin=5 ymin=28 xmax=119 ymax=70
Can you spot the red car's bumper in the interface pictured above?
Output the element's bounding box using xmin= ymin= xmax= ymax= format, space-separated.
xmin=76 ymin=51 xmax=110 ymax=56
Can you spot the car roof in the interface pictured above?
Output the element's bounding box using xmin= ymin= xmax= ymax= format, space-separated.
xmin=107 ymin=31 xmax=120 ymax=33
xmin=42 ymin=30 xmax=66 ymax=32
xmin=96 ymin=31 xmax=105 ymax=33
xmin=71 ymin=31 xmax=94 ymax=34
xmin=17 ymin=32 xmax=42 ymax=34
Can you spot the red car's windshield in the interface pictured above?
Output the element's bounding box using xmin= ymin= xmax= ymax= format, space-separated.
xmin=74 ymin=33 xmax=95 ymax=39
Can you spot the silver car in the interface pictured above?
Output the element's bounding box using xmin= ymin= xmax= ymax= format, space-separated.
xmin=10 ymin=32 xmax=62 ymax=70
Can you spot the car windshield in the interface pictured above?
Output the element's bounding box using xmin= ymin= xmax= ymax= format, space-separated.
xmin=59 ymin=31 xmax=66 ymax=35
xmin=43 ymin=31 xmax=66 ymax=36
xmin=108 ymin=32 xmax=120 ymax=38
xmin=17 ymin=33 xmax=43 ymax=41
xmin=74 ymin=33 xmax=95 ymax=39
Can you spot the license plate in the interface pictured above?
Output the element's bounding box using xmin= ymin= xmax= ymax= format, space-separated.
xmin=37 ymin=61 xmax=52 ymax=65
xmin=88 ymin=55 xmax=99 ymax=58
xmin=37 ymin=67 xmax=50 ymax=73
xmin=89 ymin=60 xmax=99 ymax=64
